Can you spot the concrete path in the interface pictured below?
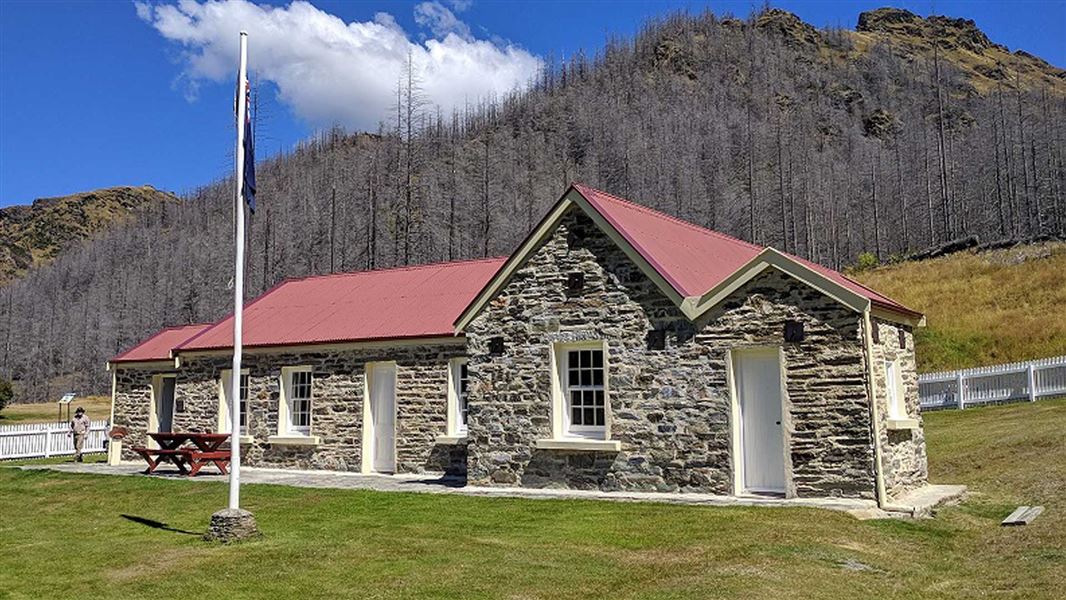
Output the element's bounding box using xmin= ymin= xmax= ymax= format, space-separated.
xmin=20 ymin=462 xmax=963 ymax=518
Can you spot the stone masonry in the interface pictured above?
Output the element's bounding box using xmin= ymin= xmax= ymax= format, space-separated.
xmin=868 ymin=318 xmax=929 ymax=498
xmin=464 ymin=208 xmax=879 ymax=498
xmin=112 ymin=343 xmax=467 ymax=475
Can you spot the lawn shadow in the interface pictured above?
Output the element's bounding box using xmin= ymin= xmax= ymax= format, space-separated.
xmin=121 ymin=514 xmax=200 ymax=536
xmin=398 ymin=476 xmax=467 ymax=488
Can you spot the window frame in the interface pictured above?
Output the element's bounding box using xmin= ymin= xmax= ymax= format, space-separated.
xmin=219 ymin=368 xmax=250 ymax=435
xmin=447 ymin=358 xmax=470 ymax=436
xmin=552 ymin=341 xmax=609 ymax=440
xmin=884 ymin=359 xmax=906 ymax=419
xmin=279 ymin=366 xmax=314 ymax=436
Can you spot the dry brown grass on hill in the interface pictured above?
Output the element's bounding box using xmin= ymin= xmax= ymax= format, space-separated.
xmin=853 ymin=242 xmax=1066 ymax=373
xmin=0 ymin=395 xmax=111 ymax=424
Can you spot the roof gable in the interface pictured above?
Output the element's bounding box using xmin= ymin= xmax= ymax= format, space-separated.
xmin=455 ymin=184 xmax=921 ymax=330
xmin=574 ymin=184 xmax=764 ymax=297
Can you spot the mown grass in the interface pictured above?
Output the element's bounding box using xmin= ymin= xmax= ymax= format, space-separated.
xmin=853 ymin=242 xmax=1066 ymax=372
xmin=0 ymin=394 xmax=111 ymax=423
xmin=1 ymin=399 xmax=1064 ymax=599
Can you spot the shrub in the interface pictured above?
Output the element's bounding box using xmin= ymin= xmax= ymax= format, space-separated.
xmin=0 ymin=378 xmax=12 ymax=415
xmin=854 ymin=252 xmax=880 ymax=272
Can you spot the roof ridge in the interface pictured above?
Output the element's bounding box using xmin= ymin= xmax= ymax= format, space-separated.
xmin=573 ymin=183 xmax=764 ymax=251
xmin=285 ymin=256 xmax=509 ymax=284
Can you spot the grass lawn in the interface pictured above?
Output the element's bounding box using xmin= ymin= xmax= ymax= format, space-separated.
xmin=1 ymin=400 xmax=1064 ymax=599
xmin=0 ymin=395 xmax=111 ymax=424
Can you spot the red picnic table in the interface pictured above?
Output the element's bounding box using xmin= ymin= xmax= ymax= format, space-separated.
xmin=132 ymin=432 xmax=232 ymax=476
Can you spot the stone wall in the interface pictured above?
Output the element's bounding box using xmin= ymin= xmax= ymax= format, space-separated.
xmin=111 ymin=342 xmax=467 ymax=475
xmin=112 ymin=368 xmax=164 ymax=460
xmin=868 ymin=318 xmax=929 ymax=498
xmin=464 ymin=207 xmax=877 ymax=498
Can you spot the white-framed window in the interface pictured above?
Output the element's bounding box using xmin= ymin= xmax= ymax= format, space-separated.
xmin=555 ymin=343 xmax=607 ymax=439
xmin=280 ymin=366 xmax=313 ymax=435
xmin=448 ymin=358 xmax=470 ymax=435
xmin=884 ymin=359 xmax=906 ymax=419
xmin=219 ymin=369 xmax=250 ymax=435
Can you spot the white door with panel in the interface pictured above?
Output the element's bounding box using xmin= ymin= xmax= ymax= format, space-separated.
xmin=368 ymin=363 xmax=397 ymax=473
xmin=734 ymin=348 xmax=786 ymax=494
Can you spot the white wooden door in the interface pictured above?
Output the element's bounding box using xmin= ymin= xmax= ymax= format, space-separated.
xmin=369 ymin=363 xmax=397 ymax=473
xmin=735 ymin=349 xmax=785 ymax=494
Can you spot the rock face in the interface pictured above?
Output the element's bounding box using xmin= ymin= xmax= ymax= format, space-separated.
xmin=463 ymin=208 xmax=907 ymax=498
xmin=111 ymin=343 xmax=468 ymax=476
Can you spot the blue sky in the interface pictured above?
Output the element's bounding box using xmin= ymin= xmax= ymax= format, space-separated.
xmin=1 ymin=0 xmax=1064 ymax=207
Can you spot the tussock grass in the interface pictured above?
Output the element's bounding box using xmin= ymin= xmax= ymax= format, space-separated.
xmin=1 ymin=399 xmax=1064 ymax=599
xmin=853 ymin=242 xmax=1066 ymax=372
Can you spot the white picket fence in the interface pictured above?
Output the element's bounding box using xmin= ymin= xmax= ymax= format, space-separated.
xmin=919 ymin=355 xmax=1066 ymax=411
xmin=0 ymin=419 xmax=108 ymax=460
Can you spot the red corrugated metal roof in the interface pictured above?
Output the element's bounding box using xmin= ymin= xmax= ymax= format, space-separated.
xmin=177 ymin=257 xmax=507 ymax=352
xmin=574 ymin=184 xmax=763 ymax=297
xmin=111 ymin=323 xmax=212 ymax=363
xmin=572 ymin=184 xmax=919 ymax=316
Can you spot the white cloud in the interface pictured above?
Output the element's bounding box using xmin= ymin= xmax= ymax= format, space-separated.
xmin=135 ymin=0 xmax=541 ymax=129
xmin=447 ymin=0 xmax=474 ymax=12
xmin=414 ymin=2 xmax=470 ymax=40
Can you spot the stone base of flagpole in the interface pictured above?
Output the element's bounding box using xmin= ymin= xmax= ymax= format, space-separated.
xmin=204 ymin=508 xmax=261 ymax=543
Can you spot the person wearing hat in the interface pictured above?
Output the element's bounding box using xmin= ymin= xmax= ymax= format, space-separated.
xmin=69 ymin=407 xmax=91 ymax=462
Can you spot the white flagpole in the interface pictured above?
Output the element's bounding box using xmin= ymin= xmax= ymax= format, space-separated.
xmin=228 ymin=31 xmax=248 ymax=511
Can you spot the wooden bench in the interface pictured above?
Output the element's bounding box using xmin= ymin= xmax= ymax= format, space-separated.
xmin=184 ymin=449 xmax=231 ymax=476
xmin=131 ymin=447 xmax=190 ymax=475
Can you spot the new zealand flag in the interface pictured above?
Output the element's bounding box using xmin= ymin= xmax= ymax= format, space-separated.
xmin=242 ymin=82 xmax=256 ymax=214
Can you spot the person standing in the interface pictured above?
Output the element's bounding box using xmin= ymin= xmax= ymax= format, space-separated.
xmin=70 ymin=407 xmax=91 ymax=462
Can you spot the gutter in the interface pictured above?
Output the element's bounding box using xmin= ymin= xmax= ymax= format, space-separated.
xmin=862 ymin=307 xmax=890 ymax=510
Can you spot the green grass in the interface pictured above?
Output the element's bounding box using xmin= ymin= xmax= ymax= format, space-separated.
xmin=1 ymin=400 xmax=1064 ymax=598
xmin=852 ymin=242 xmax=1066 ymax=372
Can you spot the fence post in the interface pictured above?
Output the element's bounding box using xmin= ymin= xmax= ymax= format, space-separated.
xmin=1027 ymin=363 xmax=1037 ymax=402
xmin=956 ymin=371 xmax=965 ymax=410
xmin=43 ymin=425 xmax=51 ymax=458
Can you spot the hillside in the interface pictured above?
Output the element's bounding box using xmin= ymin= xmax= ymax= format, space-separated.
xmin=853 ymin=242 xmax=1066 ymax=372
xmin=850 ymin=8 xmax=1065 ymax=94
xmin=0 ymin=6 xmax=1063 ymax=401
xmin=0 ymin=186 xmax=179 ymax=283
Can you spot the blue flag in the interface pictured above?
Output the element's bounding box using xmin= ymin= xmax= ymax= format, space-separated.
xmin=242 ymin=84 xmax=256 ymax=214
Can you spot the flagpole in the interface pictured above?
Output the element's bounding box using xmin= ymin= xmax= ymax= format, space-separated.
xmin=228 ymin=30 xmax=248 ymax=512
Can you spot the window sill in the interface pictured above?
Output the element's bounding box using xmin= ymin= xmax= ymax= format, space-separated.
xmin=435 ymin=434 xmax=469 ymax=445
xmin=886 ymin=418 xmax=920 ymax=431
xmin=267 ymin=435 xmax=321 ymax=447
xmin=535 ymin=438 xmax=621 ymax=452
xmin=235 ymin=435 xmax=254 ymax=445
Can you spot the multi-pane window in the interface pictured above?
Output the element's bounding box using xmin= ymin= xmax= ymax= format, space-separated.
xmin=289 ymin=370 xmax=312 ymax=433
xmin=237 ymin=374 xmax=249 ymax=431
xmin=449 ymin=359 xmax=470 ymax=435
xmin=458 ymin=362 xmax=469 ymax=431
xmin=566 ymin=348 xmax=605 ymax=432
xmin=221 ymin=371 xmax=249 ymax=434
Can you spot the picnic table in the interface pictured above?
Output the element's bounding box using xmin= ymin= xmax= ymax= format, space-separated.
xmin=132 ymin=432 xmax=232 ymax=476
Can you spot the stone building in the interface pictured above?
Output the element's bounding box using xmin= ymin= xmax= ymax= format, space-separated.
xmin=109 ymin=184 xmax=928 ymax=505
